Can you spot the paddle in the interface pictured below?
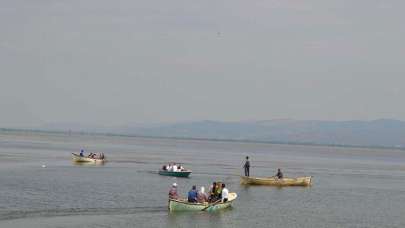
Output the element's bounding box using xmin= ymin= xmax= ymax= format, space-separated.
xmin=202 ymin=199 xmax=222 ymax=211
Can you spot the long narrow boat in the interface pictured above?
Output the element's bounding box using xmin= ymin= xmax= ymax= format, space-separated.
xmin=240 ymin=176 xmax=312 ymax=187
xmin=71 ymin=153 xmax=105 ymax=163
xmin=158 ymin=170 xmax=192 ymax=178
xmin=168 ymin=193 xmax=237 ymax=212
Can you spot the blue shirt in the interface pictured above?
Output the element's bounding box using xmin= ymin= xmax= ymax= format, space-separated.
xmin=188 ymin=190 xmax=198 ymax=202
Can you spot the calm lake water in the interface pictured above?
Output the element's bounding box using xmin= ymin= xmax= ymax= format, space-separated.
xmin=0 ymin=131 xmax=405 ymax=228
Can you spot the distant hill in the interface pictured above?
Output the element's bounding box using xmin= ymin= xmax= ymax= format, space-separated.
xmin=31 ymin=119 xmax=405 ymax=148
xmin=114 ymin=119 xmax=405 ymax=148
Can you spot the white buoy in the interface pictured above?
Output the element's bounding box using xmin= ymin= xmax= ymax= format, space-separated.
xmin=42 ymin=164 xmax=46 ymax=168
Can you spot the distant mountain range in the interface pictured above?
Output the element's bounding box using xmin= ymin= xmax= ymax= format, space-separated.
xmin=34 ymin=119 xmax=405 ymax=148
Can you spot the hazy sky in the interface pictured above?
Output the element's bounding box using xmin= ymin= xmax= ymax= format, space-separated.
xmin=1 ymin=0 xmax=405 ymax=127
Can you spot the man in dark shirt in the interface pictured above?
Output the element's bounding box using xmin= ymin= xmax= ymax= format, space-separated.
xmin=188 ymin=185 xmax=198 ymax=203
xmin=276 ymin=168 xmax=283 ymax=179
xmin=243 ymin=156 xmax=250 ymax=176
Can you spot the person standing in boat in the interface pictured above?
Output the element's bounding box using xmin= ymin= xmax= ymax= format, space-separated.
xmin=80 ymin=149 xmax=84 ymax=157
xmin=243 ymin=156 xmax=250 ymax=176
xmin=276 ymin=168 xmax=283 ymax=179
xmin=169 ymin=183 xmax=178 ymax=199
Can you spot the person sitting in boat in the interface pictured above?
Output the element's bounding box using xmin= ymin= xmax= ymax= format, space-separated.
xmin=221 ymin=183 xmax=229 ymax=202
xmin=276 ymin=168 xmax=283 ymax=179
xmin=172 ymin=164 xmax=178 ymax=172
xmin=169 ymin=183 xmax=178 ymax=200
xmin=88 ymin=153 xmax=93 ymax=158
xmin=80 ymin=149 xmax=84 ymax=157
xmin=216 ymin=182 xmax=223 ymax=199
xmin=209 ymin=182 xmax=217 ymax=202
xmin=209 ymin=182 xmax=222 ymax=202
xmin=162 ymin=165 xmax=167 ymax=171
xmin=197 ymin=186 xmax=208 ymax=203
xmin=187 ymin=185 xmax=198 ymax=203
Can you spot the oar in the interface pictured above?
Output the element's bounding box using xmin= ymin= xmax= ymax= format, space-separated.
xmin=202 ymin=199 xmax=222 ymax=211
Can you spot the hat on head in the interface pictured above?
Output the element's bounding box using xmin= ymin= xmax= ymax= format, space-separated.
xmin=172 ymin=183 xmax=177 ymax=187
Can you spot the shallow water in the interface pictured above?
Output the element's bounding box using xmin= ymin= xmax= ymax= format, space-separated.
xmin=0 ymin=131 xmax=405 ymax=228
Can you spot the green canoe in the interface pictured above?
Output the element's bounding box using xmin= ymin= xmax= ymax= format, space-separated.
xmin=168 ymin=193 xmax=237 ymax=212
xmin=158 ymin=170 xmax=192 ymax=178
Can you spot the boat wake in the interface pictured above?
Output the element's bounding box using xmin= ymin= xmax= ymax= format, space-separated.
xmin=0 ymin=206 xmax=166 ymax=221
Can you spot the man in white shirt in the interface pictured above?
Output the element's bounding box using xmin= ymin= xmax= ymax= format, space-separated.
xmin=221 ymin=183 xmax=229 ymax=202
xmin=172 ymin=164 xmax=178 ymax=172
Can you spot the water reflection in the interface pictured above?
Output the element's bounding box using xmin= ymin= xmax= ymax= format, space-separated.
xmin=71 ymin=161 xmax=105 ymax=167
xmin=167 ymin=208 xmax=233 ymax=228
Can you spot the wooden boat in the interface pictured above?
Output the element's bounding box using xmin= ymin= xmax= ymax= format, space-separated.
xmin=240 ymin=176 xmax=312 ymax=187
xmin=71 ymin=153 xmax=105 ymax=163
xmin=168 ymin=193 xmax=237 ymax=212
xmin=158 ymin=170 xmax=192 ymax=178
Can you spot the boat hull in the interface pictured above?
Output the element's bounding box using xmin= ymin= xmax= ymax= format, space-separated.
xmin=240 ymin=176 xmax=312 ymax=187
xmin=158 ymin=170 xmax=191 ymax=178
xmin=72 ymin=153 xmax=105 ymax=163
xmin=168 ymin=193 xmax=237 ymax=212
